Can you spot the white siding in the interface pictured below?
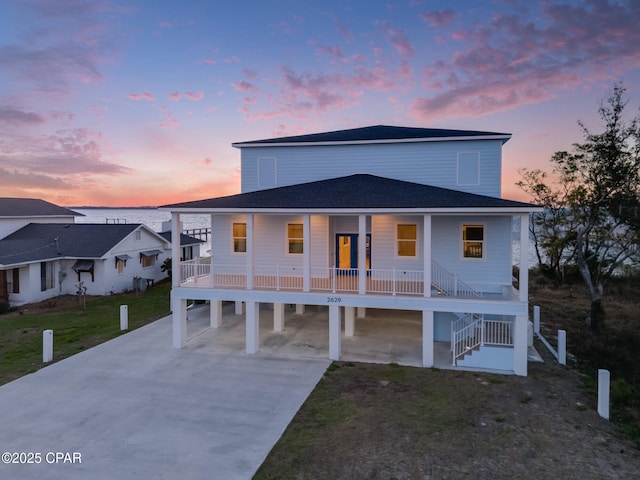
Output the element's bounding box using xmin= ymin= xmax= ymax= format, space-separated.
xmin=0 ymin=216 xmax=76 ymax=240
xmin=431 ymin=216 xmax=513 ymax=293
xmin=240 ymin=140 xmax=503 ymax=197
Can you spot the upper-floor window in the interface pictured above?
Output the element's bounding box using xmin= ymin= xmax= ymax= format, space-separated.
xmin=134 ymin=230 xmax=142 ymax=241
xmin=233 ymin=223 xmax=247 ymax=253
xmin=397 ymin=224 xmax=417 ymax=257
xmin=287 ymin=223 xmax=303 ymax=254
xmin=462 ymin=225 xmax=484 ymax=259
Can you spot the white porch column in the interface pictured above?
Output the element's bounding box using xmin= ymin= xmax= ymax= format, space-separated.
xmin=296 ymin=304 xmax=305 ymax=315
xmin=210 ymin=214 xmax=215 ymax=286
xmin=513 ymin=314 xmax=528 ymax=376
xmin=423 ymin=214 xmax=432 ymax=297
xmin=519 ymin=213 xmax=529 ymax=302
xmin=172 ymin=298 xmax=187 ymax=348
xmin=358 ymin=215 xmax=367 ymax=294
xmin=246 ymin=214 xmax=254 ymax=290
xmin=329 ymin=304 xmax=342 ymax=360
xmin=345 ymin=306 xmax=355 ymax=337
xmin=170 ymin=213 xmax=181 ymax=314
xmin=171 ymin=213 xmax=181 ymax=287
xmin=357 ymin=307 xmax=366 ymax=318
xmin=235 ymin=301 xmax=244 ymax=315
xmin=273 ymin=302 xmax=285 ymax=332
xmin=303 ymin=214 xmax=311 ymax=292
xmin=422 ymin=309 xmax=434 ymax=367
xmin=210 ymin=300 xmax=222 ymax=328
xmin=246 ymin=301 xmax=260 ymax=354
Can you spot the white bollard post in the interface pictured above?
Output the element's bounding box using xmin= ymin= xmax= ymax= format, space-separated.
xmin=533 ymin=306 xmax=540 ymax=335
xmin=598 ymin=369 xmax=610 ymax=420
xmin=120 ymin=305 xmax=129 ymax=331
xmin=558 ymin=329 xmax=566 ymax=365
xmin=43 ymin=329 xmax=53 ymax=363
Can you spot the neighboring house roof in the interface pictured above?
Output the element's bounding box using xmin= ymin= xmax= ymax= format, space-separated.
xmin=163 ymin=174 xmax=538 ymax=213
xmin=158 ymin=231 xmax=205 ymax=247
xmin=0 ymin=223 xmax=167 ymax=267
xmin=0 ymin=198 xmax=83 ymax=218
xmin=232 ymin=125 xmax=511 ymax=147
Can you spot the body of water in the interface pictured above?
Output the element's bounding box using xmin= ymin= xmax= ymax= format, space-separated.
xmin=72 ymin=208 xmax=536 ymax=266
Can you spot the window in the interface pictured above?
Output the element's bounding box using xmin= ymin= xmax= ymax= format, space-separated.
xmin=134 ymin=230 xmax=142 ymax=241
xmin=116 ymin=258 xmax=126 ymax=274
xmin=287 ymin=223 xmax=303 ymax=254
xmin=463 ymin=225 xmax=484 ymax=259
xmin=140 ymin=250 xmax=161 ymax=268
xmin=397 ymin=224 xmax=417 ymax=257
xmin=233 ymin=223 xmax=247 ymax=253
xmin=40 ymin=261 xmax=55 ymax=291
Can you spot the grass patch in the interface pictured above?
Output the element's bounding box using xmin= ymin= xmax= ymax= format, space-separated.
xmin=0 ymin=283 xmax=171 ymax=386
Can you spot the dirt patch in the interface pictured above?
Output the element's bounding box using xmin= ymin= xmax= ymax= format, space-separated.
xmin=256 ymin=348 xmax=639 ymax=479
xmin=2 ymin=295 xmax=94 ymax=318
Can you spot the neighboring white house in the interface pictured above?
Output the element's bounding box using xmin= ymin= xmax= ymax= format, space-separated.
xmin=162 ymin=125 xmax=542 ymax=375
xmin=0 ymin=198 xmax=201 ymax=307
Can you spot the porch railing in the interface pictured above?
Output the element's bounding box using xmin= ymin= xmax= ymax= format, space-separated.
xmin=179 ymin=259 xmax=481 ymax=298
xmin=452 ymin=314 xmax=513 ymax=365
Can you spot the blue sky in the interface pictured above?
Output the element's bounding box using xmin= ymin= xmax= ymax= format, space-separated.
xmin=1 ymin=0 xmax=639 ymax=206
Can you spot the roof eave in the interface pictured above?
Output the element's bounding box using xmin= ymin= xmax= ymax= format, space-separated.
xmin=163 ymin=206 xmax=541 ymax=215
xmin=232 ymin=134 xmax=512 ymax=148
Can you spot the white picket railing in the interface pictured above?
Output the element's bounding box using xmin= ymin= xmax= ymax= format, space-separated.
xmin=431 ymin=261 xmax=482 ymax=297
xmin=452 ymin=314 xmax=514 ymax=365
xmin=179 ymin=259 xmax=483 ymax=299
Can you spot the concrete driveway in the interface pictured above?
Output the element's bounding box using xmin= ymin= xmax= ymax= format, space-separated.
xmin=0 ymin=307 xmax=330 ymax=480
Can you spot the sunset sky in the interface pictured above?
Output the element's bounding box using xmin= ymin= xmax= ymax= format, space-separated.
xmin=1 ymin=0 xmax=639 ymax=207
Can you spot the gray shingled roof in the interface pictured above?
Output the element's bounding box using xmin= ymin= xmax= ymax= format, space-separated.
xmin=164 ymin=174 xmax=536 ymax=211
xmin=0 ymin=223 xmax=147 ymax=266
xmin=0 ymin=198 xmax=83 ymax=218
xmin=158 ymin=231 xmax=205 ymax=246
xmin=232 ymin=125 xmax=511 ymax=146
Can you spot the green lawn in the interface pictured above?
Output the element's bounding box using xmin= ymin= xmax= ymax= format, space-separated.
xmin=0 ymin=282 xmax=171 ymax=386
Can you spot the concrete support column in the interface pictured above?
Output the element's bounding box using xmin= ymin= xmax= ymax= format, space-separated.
xmin=519 ymin=213 xmax=529 ymax=302
xmin=295 ymin=304 xmax=305 ymax=315
xmin=357 ymin=307 xmax=366 ymax=318
xmin=210 ymin=214 xmax=215 ymax=286
xmin=171 ymin=213 xmax=181 ymax=288
xmin=358 ymin=215 xmax=367 ymax=294
xmin=329 ymin=304 xmax=341 ymax=360
xmin=423 ymin=214 xmax=432 ymax=297
xmin=235 ymin=301 xmax=244 ymax=315
xmin=172 ymin=298 xmax=188 ymax=349
xmin=273 ymin=302 xmax=285 ymax=332
xmin=246 ymin=301 xmax=260 ymax=354
xmin=422 ymin=309 xmax=434 ymax=367
xmin=303 ymin=214 xmax=311 ymax=292
xmin=210 ymin=300 xmax=222 ymax=328
xmin=513 ymin=314 xmax=528 ymax=376
xmin=345 ymin=306 xmax=355 ymax=337
xmin=246 ymin=214 xmax=254 ymax=290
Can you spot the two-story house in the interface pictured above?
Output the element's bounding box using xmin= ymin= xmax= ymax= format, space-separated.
xmin=163 ymin=125 xmax=541 ymax=375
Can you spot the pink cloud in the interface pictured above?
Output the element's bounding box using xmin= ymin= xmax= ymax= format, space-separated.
xmin=378 ymin=21 xmax=415 ymax=57
xmin=0 ymin=106 xmax=46 ymax=126
xmin=411 ymin=0 xmax=640 ymax=121
xmin=232 ymin=81 xmax=258 ymax=92
xmin=167 ymin=92 xmax=181 ymax=101
xmin=242 ymin=68 xmax=259 ymax=80
xmin=128 ymin=93 xmax=155 ymax=101
xmin=185 ymin=91 xmax=205 ymax=101
xmin=203 ymin=57 xmax=216 ymax=64
xmin=159 ymin=111 xmax=179 ymax=129
xmin=159 ymin=21 xmax=173 ymax=28
xmin=420 ymin=10 xmax=457 ymax=27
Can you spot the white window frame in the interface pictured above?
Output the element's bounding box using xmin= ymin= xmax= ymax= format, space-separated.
xmin=232 ymin=222 xmax=247 ymax=254
xmin=461 ymin=223 xmax=485 ymax=260
xmin=286 ymin=223 xmax=304 ymax=255
xmin=396 ymin=224 xmax=417 ymax=258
